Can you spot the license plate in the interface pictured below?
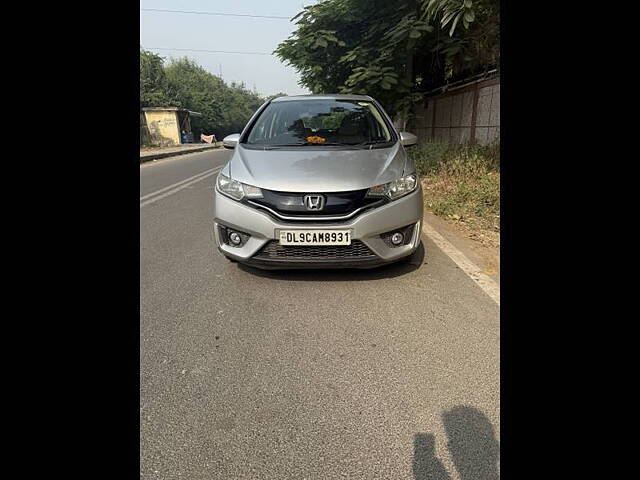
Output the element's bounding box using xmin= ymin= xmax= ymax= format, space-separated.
xmin=278 ymin=229 xmax=351 ymax=246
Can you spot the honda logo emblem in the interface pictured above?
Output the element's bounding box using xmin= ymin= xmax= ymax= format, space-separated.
xmin=304 ymin=194 xmax=325 ymax=211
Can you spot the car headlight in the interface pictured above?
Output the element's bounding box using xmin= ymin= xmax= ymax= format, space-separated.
xmin=216 ymin=173 xmax=263 ymax=201
xmin=366 ymin=173 xmax=418 ymax=200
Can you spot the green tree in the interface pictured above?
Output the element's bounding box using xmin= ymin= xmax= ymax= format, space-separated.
xmin=162 ymin=57 xmax=265 ymax=139
xmin=164 ymin=58 xmax=226 ymax=138
xmin=275 ymin=0 xmax=499 ymax=120
xmin=221 ymin=81 xmax=264 ymax=135
xmin=140 ymin=49 xmax=177 ymax=107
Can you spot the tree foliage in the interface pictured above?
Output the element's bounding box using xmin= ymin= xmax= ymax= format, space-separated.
xmin=140 ymin=49 xmax=176 ymax=107
xmin=275 ymin=0 xmax=499 ymax=118
xmin=140 ymin=49 xmax=266 ymax=139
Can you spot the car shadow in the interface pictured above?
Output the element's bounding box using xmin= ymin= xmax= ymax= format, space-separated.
xmin=236 ymin=242 xmax=426 ymax=281
xmin=413 ymin=405 xmax=499 ymax=480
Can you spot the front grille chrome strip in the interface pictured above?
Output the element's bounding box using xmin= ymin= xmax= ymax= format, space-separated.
xmin=246 ymin=200 xmax=383 ymax=221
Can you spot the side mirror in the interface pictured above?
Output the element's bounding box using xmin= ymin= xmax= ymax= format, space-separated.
xmin=399 ymin=131 xmax=418 ymax=148
xmin=222 ymin=133 xmax=240 ymax=149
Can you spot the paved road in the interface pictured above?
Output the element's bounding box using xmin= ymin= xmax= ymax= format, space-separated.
xmin=140 ymin=150 xmax=500 ymax=480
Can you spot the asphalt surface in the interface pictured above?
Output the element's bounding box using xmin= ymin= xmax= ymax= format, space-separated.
xmin=140 ymin=149 xmax=500 ymax=480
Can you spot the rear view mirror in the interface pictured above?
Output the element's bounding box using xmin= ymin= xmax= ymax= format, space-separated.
xmin=222 ymin=133 xmax=240 ymax=149
xmin=399 ymin=131 xmax=418 ymax=148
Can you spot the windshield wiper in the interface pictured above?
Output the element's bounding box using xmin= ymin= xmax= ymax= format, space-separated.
xmin=261 ymin=143 xmax=306 ymax=149
xmin=316 ymin=142 xmax=355 ymax=146
xmin=346 ymin=141 xmax=389 ymax=149
xmin=262 ymin=142 xmax=353 ymax=149
xmin=260 ymin=141 xmax=387 ymax=150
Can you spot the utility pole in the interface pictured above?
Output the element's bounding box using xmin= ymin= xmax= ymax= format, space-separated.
xmin=219 ymin=63 xmax=223 ymax=79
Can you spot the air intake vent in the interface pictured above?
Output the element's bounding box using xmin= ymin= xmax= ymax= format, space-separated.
xmin=253 ymin=240 xmax=377 ymax=261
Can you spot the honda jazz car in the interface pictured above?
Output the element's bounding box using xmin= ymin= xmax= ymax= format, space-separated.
xmin=213 ymin=94 xmax=423 ymax=269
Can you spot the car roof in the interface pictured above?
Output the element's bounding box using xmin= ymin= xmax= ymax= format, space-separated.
xmin=270 ymin=94 xmax=374 ymax=103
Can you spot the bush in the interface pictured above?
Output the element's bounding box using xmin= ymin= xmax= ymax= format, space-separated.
xmin=408 ymin=142 xmax=500 ymax=233
xmin=411 ymin=142 xmax=500 ymax=177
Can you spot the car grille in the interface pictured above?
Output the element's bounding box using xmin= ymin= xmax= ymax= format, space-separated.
xmin=247 ymin=188 xmax=383 ymax=219
xmin=253 ymin=240 xmax=378 ymax=261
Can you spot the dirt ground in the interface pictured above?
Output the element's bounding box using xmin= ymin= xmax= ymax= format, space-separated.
xmin=422 ymin=209 xmax=500 ymax=280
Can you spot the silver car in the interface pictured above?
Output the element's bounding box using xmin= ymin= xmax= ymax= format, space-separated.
xmin=213 ymin=94 xmax=423 ymax=269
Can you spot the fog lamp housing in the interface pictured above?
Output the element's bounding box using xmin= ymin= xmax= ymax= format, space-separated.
xmin=218 ymin=225 xmax=250 ymax=248
xmin=390 ymin=232 xmax=404 ymax=245
xmin=380 ymin=224 xmax=416 ymax=248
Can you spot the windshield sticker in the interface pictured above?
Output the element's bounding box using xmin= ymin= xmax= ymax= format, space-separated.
xmin=306 ymin=136 xmax=327 ymax=144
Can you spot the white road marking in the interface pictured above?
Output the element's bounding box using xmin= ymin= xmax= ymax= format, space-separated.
xmin=140 ymin=168 xmax=220 ymax=201
xmin=422 ymin=221 xmax=500 ymax=306
xmin=140 ymin=167 xmax=222 ymax=208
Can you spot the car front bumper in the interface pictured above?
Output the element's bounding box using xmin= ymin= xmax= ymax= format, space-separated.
xmin=213 ymin=187 xmax=423 ymax=269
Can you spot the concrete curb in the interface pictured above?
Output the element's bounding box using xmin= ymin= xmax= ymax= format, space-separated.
xmin=140 ymin=143 xmax=223 ymax=163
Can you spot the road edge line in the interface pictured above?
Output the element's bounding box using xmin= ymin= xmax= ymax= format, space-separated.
xmin=422 ymin=221 xmax=500 ymax=306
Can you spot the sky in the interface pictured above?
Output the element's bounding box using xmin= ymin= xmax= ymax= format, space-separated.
xmin=140 ymin=0 xmax=318 ymax=97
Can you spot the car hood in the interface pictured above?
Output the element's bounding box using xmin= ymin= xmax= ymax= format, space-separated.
xmin=228 ymin=143 xmax=406 ymax=192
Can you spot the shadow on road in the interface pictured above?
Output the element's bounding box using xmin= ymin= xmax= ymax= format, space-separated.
xmin=414 ymin=405 xmax=499 ymax=480
xmin=413 ymin=433 xmax=452 ymax=480
xmin=237 ymin=242 xmax=426 ymax=281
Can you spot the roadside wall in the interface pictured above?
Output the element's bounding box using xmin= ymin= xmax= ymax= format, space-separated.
xmin=144 ymin=110 xmax=181 ymax=146
xmin=140 ymin=113 xmax=152 ymax=146
xmin=413 ymin=76 xmax=500 ymax=145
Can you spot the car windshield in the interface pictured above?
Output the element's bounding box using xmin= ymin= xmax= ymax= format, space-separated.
xmin=244 ymin=99 xmax=392 ymax=146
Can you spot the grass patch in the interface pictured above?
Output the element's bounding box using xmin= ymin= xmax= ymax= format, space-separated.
xmin=409 ymin=142 xmax=500 ymax=235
